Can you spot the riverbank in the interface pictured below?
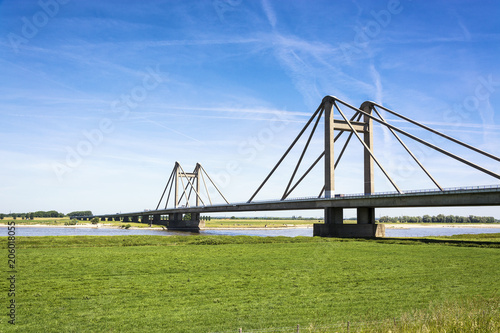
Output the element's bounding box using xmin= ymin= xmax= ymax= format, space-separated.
xmin=4 ymin=222 xmax=500 ymax=230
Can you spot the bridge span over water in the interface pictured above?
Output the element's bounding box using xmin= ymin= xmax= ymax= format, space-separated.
xmin=81 ymin=96 xmax=500 ymax=237
xmin=85 ymin=185 xmax=500 ymax=237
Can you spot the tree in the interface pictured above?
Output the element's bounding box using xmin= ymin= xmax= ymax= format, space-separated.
xmin=29 ymin=212 xmax=34 ymax=220
xmin=90 ymin=217 xmax=99 ymax=224
xmin=67 ymin=211 xmax=93 ymax=218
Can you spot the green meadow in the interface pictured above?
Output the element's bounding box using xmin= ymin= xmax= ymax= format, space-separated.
xmin=1 ymin=234 xmax=499 ymax=332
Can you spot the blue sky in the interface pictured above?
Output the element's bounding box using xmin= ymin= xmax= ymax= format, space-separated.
xmin=1 ymin=0 xmax=500 ymax=218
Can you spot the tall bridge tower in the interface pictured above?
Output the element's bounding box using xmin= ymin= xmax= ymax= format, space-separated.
xmin=320 ymin=96 xmax=380 ymax=237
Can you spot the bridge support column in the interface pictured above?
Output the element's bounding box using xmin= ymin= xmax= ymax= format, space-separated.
xmin=131 ymin=216 xmax=139 ymax=222
xmin=142 ymin=215 xmax=150 ymax=225
xmin=108 ymin=217 xmax=113 ymax=221
xmin=122 ymin=216 xmax=130 ymax=222
xmin=152 ymin=214 xmax=161 ymax=225
xmin=324 ymin=207 xmax=343 ymax=224
xmin=357 ymin=207 xmax=375 ymax=224
xmin=167 ymin=213 xmax=201 ymax=232
xmin=314 ymin=207 xmax=384 ymax=238
xmin=101 ymin=217 xmax=106 ymax=221
xmin=114 ymin=217 xmax=120 ymax=221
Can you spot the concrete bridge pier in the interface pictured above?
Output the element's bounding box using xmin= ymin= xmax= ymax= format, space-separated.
xmin=167 ymin=212 xmax=203 ymax=232
xmin=313 ymin=207 xmax=385 ymax=238
xmin=152 ymin=214 xmax=161 ymax=225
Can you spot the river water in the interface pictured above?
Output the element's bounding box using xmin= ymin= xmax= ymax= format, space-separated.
xmin=3 ymin=225 xmax=500 ymax=238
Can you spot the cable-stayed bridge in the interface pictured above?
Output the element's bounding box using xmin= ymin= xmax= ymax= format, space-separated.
xmin=81 ymin=96 xmax=500 ymax=237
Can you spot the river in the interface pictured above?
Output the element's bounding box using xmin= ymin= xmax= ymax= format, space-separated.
xmin=3 ymin=225 xmax=500 ymax=237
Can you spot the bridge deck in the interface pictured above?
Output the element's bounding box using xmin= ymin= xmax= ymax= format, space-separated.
xmin=91 ymin=185 xmax=500 ymax=219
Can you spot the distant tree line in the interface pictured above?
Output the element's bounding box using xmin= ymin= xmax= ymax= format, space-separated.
xmin=67 ymin=211 xmax=93 ymax=217
xmin=0 ymin=210 xmax=93 ymax=219
xmin=378 ymin=214 xmax=498 ymax=223
xmin=0 ymin=210 xmax=65 ymax=219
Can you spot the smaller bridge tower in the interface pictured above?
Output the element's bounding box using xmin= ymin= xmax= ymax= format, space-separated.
xmin=151 ymin=162 xmax=229 ymax=231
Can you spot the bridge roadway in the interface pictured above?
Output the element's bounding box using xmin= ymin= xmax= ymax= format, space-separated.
xmin=92 ymin=185 xmax=500 ymax=220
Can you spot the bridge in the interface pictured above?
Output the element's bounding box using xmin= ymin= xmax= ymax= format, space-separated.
xmin=80 ymin=96 xmax=500 ymax=237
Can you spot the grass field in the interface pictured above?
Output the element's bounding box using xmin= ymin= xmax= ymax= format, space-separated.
xmin=1 ymin=234 xmax=499 ymax=332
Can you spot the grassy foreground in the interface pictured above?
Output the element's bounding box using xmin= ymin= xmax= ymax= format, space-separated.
xmin=1 ymin=234 xmax=499 ymax=332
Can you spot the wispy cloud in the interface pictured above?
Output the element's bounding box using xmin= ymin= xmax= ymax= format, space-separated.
xmin=261 ymin=0 xmax=277 ymax=28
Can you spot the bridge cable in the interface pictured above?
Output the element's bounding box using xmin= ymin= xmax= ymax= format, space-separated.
xmin=333 ymin=98 xmax=500 ymax=181
xmin=247 ymin=103 xmax=325 ymax=202
xmin=370 ymin=102 xmax=500 ymax=163
xmin=164 ymin=173 xmax=175 ymax=209
xmin=199 ymin=164 xmax=230 ymax=205
xmin=370 ymin=105 xmax=443 ymax=191
xmin=156 ymin=165 xmax=176 ymax=210
xmin=249 ymin=101 xmax=363 ymax=202
xmin=284 ymin=112 xmax=362 ymax=200
xmin=281 ymin=108 xmax=324 ymax=200
xmin=199 ymin=167 xmax=213 ymax=206
xmin=334 ymin=100 xmax=403 ymax=194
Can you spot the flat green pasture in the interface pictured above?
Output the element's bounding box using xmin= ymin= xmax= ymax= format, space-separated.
xmin=1 ymin=235 xmax=499 ymax=332
xmin=0 ymin=217 xmax=71 ymax=225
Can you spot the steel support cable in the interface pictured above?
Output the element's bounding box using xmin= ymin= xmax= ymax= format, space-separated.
xmin=285 ymin=151 xmax=325 ymax=199
xmin=334 ymin=101 xmax=403 ymax=194
xmin=334 ymin=98 xmax=500 ymax=181
xmin=258 ymin=105 xmax=361 ymax=201
xmin=156 ymin=165 xmax=176 ymax=210
xmin=247 ymin=103 xmax=325 ymax=203
xmin=177 ymin=176 xmax=193 ymax=203
xmin=177 ymin=171 xmax=188 ymax=207
xmin=369 ymin=101 xmax=500 ymax=163
xmin=199 ymin=168 xmax=213 ymax=205
xmin=281 ymin=109 xmax=324 ymax=200
xmin=318 ymin=185 xmax=326 ymax=198
xmin=199 ymin=165 xmax=230 ymax=204
xmin=180 ymin=165 xmax=199 ymax=204
xmin=164 ymin=174 xmax=175 ymax=209
xmin=177 ymin=164 xmax=206 ymax=207
xmin=371 ymin=105 xmax=443 ymax=191
xmin=184 ymin=181 xmax=194 ymax=203
xmin=284 ymin=113 xmax=361 ymax=200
